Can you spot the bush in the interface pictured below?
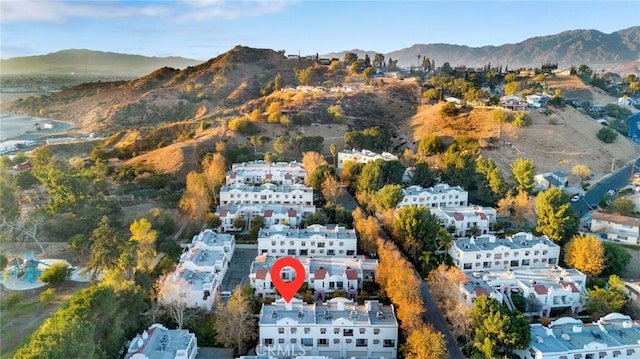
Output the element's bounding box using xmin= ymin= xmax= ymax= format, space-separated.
xmin=40 ymin=288 xmax=56 ymax=303
xmin=439 ymin=103 xmax=459 ymax=117
xmin=596 ymin=127 xmax=618 ymax=143
xmin=40 ymin=262 xmax=70 ymax=286
xmin=490 ymin=109 xmax=509 ymax=123
xmin=228 ymin=117 xmax=255 ymax=134
xmin=2 ymin=291 xmax=23 ymax=310
xmin=512 ymin=111 xmax=531 ymax=127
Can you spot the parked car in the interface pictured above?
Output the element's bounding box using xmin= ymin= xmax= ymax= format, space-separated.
xmin=607 ymin=189 xmax=617 ymax=195
xmin=570 ymin=194 xmax=581 ymax=203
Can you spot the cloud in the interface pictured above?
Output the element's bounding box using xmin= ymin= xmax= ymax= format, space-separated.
xmin=0 ymin=0 xmax=170 ymax=23
xmin=177 ymin=0 xmax=293 ymax=21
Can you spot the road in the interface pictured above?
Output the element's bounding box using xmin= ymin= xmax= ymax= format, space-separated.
xmin=336 ymin=190 xmax=465 ymax=359
xmin=572 ymin=156 xmax=640 ymax=218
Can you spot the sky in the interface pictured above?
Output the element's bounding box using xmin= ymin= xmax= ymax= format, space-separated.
xmin=1 ymin=0 xmax=638 ymax=61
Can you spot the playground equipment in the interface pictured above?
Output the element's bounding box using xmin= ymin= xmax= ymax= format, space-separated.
xmin=6 ymin=251 xmax=51 ymax=283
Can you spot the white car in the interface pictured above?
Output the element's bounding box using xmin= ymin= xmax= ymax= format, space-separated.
xmin=570 ymin=194 xmax=581 ymax=203
xmin=607 ymin=189 xmax=617 ymax=195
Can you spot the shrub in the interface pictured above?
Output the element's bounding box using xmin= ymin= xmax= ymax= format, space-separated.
xmin=512 ymin=111 xmax=531 ymax=127
xmin=2 ymin=292 xmax=23 ymax=310
xmin=228 ymin=117 xmax=255 ymax=134
xmin=439 ymin=103 xmax=459 ymax=117
xmin=40 ymin=288 xmax=56 ymax=303
xmin=40 ymin=263 xmax=70 ymax=286
xmin=596 ymin=127 xmax=618 ymax=143
xmin=490 ymin=109 xmax=509 ymax=123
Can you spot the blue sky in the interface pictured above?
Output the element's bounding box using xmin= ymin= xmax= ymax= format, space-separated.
xmin=1 ymin=0 xmax=638 ymax=60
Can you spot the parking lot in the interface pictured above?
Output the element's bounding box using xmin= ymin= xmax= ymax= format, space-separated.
xmin=221 ymin=245 xmax=258 ymax=292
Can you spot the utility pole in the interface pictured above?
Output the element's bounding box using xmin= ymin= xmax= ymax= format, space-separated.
xmin=611 ymin=158 xmax=617 ymax=174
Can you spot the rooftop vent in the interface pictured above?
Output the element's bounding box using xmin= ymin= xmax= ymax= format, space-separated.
xmin=376 ymin=311 xmax=386 ymax=319
xmin=272 ymin=310 xmax=278 ymax=318
xmin=561 ymin=333 xmax=571 ymax=341
xmin=591 ymin=331 xmax=601 ymax=339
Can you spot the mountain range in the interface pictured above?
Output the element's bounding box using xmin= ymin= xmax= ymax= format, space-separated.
xmin=1 ymin=27 xmax=638 ymax=77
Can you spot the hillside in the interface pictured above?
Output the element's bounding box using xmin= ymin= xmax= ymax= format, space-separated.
xmin=0 ymin=49 xmax=202 ymax=76
xmin=1 ymin=45 xmax=637 ymax=183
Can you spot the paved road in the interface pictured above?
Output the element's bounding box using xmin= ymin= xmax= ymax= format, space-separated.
xmin=572 ymin=156 xmax=640 ymax=218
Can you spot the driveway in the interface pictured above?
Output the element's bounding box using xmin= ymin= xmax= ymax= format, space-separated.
xmin=221 ymin=245 xmax=258 ymax=292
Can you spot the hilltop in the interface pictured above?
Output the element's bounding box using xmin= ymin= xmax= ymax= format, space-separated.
xmin=1 ymin=45 xmax=637 ymax=183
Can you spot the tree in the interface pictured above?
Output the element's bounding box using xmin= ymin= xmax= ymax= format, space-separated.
xmin=476 ymin=156 xmax=506 ymax=203
xmin=572 ymin=164 xmax=591 ymax=183
xmin=410 ymin=161 xmax=435 ymax=188
xmin=512 ymin=111 xmax=530 ymax=127
xmin=402 ymin=325 xmax=448 ymax=359
xmin=302 ymin=151 xmax=329 ymax=181
xmin=0 ymin=172 xmax=18 ymax=221
xmin=597 ymin=127 xmax=618 ymax=143
xmin=510 ymin=158 xmax=535 ymax=193
xmin=40 ymin=288 xmax=56 ymax=303
xmin=233 ymin=215 xmax=247 ymax=231
xmin=296 ymin=66 xmax=316 ymax=85
xmin=165 ymin=299 xmax=191 ymax=329
xmin=609 ymin=198 xmax=635 ymax=216
xmin=203 ymin=153 xmax=227 ymax=202
xmin=357 ymin=161 xmax=383 ymax=193
xmin=602 ymin=242 xmax=632 ymax=276
xmin=1 ymin=212 xmax=47 ymax=255
xmin=86 ymin=216 xmax=125 ymax=279
xmin=427 ymin=264 xmax=472 ymax=341
xmin=564 ymin=234 xmax=605 ymax=277
xmin=490 ymin=109 xmax=509 ymax=123
xmin=308 ymin=165 xmax=335 ymax=191
xmin=294 ymin=135 xmax=324 ymax=154
xmin=273 ymin=135 xmax=295 ymax=154
xmin=497 ymin=190 xmax=534 ymax=224
xmin=321 ymin=174 xmax=344 ymax=204
xmin=129 ymin=218 xmax=158 ymax=271
xmin=372 ymin=184 xmax=404 ymax=213
xmin=228 ymin=117 xmax=255 ymax=134
xmin=392 ymin=206 xmax=439 ymax=261
xmin=327 ymin=104 xmax=345 ymax=123
xmin=586 ymin=275 xmax=628 ymax=319
xmin=535 ymin=187 xmax=579 ymax=243
xmin=362 ymin=66 xmax=375 ymax=79
xmin=344 ymin=52 xmax=358 ymax=65
xmin=418 ymin=135 xmax=445 ymax=156
xmin=329 ymin=143 xmax=338 ymax=167
xmin=471 ymin=296 xmax=530 ymax=358
xmin=214 ymin=286 xmax=257 ymax=356
xmin=39 ymin=262 xmax=69 ymax=286
xmin=179 ymin=171 xmax=211 ymax=219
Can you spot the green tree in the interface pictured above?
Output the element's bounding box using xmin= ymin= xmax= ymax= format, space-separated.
xmin=609 ymin=197 xmax=635 ymax=216
xmin=327 ymin=104 xmax=345 ymax=123
xmin=40 ymin=288 xmax=56 ymax=303
xmin=393 ymin=206 xmax=440 ymax=261
xmin=274 ymin=135 xmax=295 ymax=154
xmin=471 ymin=296 xmax=530 ymax=358
xmin=418 ymin=135 xmax=445 ymax=156
xmin=233 ymin=215 xmax=247 ymax=231
xmin=294 ymin=135 xmax=324 ymax=154
xmin=214 ymin=286 xmax=257 ymax=356
xmin=476 ymin=156 xmax=506 ymax=203
xmin=510 ymin=157 xmax=535 ymax=193
xmin=564 ymin=234 xmax=605 ymax=277
xmin=373 ymin=184 xmax=404 ymax=212
xmin=512 ymin=111 xmax=530 ymax=127
xmin=129 ymin=218 xmax=158 ymax=271
xmin=40 ymin=262 xmax=69 ymax=286
xmin=439 ymin=102 xmax=459 ymax=117
xmin=410 ymin=161 xmax=435 ymax=188
xmin=308 ymin=164 xmax=335 ymax=191
xmin=362 ymin=66 xmax=375 ymax=79
xmin=602 ymin=242 xmax=632 ymax=276
xmin=597 ymin=127 xmax=618 ymax=143
xmin=228 ymin=117 xmax=255 ymax=134
xmin=86 ymin=216 xmax=125 ymax=279
xmin=344 ymin=52 xmax=358 ymax=65
xmin=535 ymin=187 xmax=579 ymax=243
xmin=357 ymin=161 xmax=384 ymax=193
xmin=296 ymin=66 xmax=316 ymax=85
xmin=490 ymin=109 xmax=509 ymax=123
xmin=586 ymin=275 xmax=628 ymax=318
xmin=0 ymin=171 xmax=18 ymax=221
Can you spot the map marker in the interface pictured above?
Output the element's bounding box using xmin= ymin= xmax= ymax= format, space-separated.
xmin=270 ymin=257 xmax=306 ymax=303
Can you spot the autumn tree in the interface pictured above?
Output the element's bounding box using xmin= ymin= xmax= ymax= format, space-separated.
xmin=321 ymin=174 xmax=344 ymax=204
xmin=402 ymin=325 xmax=448 ymax=359
xmin=203 ymin=152 xmax=227 ymax=203
xmin=329 ymin=143 xmax=338 ymax=167
xmin=497 ymin=191 xmax=534 ymax=224
xmin=352 ymin=208 xmax=380 ymax=255
xmin=427 ymin=264 xmax=472 ymax=341
xmin=129 ymin=218 xmax=158 ymax=271
xmin=564 ymin=234 xmax=605 ymax=277
xmin=179 ymin=171 xmax=211 ymax=220
xmin=302 ymin=151 xmax=328 ymax=184
xmin=214 ymin=286 xmax=257 ymax=356
xmin=308 ymin=165 xmax=335 ymax=192
xmin=535 ymin=187 xmax=579 ymax=243
xmin=510 ymin=157 xmax=535 ymax=193
xmin=572 ymin=164 xmax=591 ymax=183
xmin=586 ymin=275 xmax=628 ymax=319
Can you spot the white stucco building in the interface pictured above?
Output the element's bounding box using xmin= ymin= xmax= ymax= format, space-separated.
xmin=249 ymin=255 xmax=378 ymax=300
xmin=257 ymin=224 xmax=357 ymax=258
xmin=156 ymin=230 xmax=235 ymax=310
xmin=258 ymin=298 xmax=398 ymax=359
xmin=396 ymin=183 xmax=469 ymax=209
xmin=215 ymin=204 xmax=316 ymax=232
xmin=219 ymin=183 xmax=313 ymax=206
xmin=461 ymin=266 xmax=586 ymax=315
xmin=431 ymin=205 xmax=497 ymax=236
xmin=227 ymin=160 xmax=306 ymax=186
xmin=124 ymin=323 xmax=198 ymax=359
xmin=590 ymin=212 xmax=640 ymax=245
xmin=515 ymin=314 xmax=640 ymax=359
xmin=336 ymin=149 xmax=399 ymax=170
xmin=449 ymin=232 xmax=560 ymax=271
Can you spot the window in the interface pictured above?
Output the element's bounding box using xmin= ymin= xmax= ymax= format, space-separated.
xmin=304 ymin=327 xmax=310 ymax=334
xmin=521 ymin=259 xmax=530 ymax=266
xmin=327 ymin=250 xmax=335 ymax=255
xmin=384 ymin=339 xmax=395 ymax=347
xmin=373 ymin=339 xmax=380 ymax=344
xmin=356 ymin=339 xmax=367 ymax=347
xmin=334 ymin=328 xmax=340 ymax=334
xmin=525 ymin=251 xmax=530 ymax=256
xmin=290 ymin=338 xmax=297 ymax=343
xmin=320 ymin=328 xmax=326 ymax=334
xmin=359 ymin=328 xmax=366 ymax=334
xmin=291 ymin=328 xmax=297 ymax=334
xmin=346 ymin=250 xmax=355 ymax=256
xmin=333 ymin=339 xmax=340 ymax=344
xmin=549 ymin=258 xmax=557 ymax=265
xmin=278 ymin=338 xmax=285 ymax=344
xmin=374 ymin=329 xmax=380 ymax=335
xmin=318 ymin=338 xmax=328 ymax=346
xmin=510 ymin=260 xmax=518 ymax=267
xmin=494 ymin=253 xmax=502 ymax=259
xmin=288 ymin=249 xmax=296 ymax=255
xmin=264 ymin=338 xmax=274 ymax=345
xmin=301 ymin=338 xmax=313 ymax=346
xmin=343 ymin=329 xmax=353 ymax=336
xmin=464 ymin=263 xmax=472 ymax=270
xmin=483 ymin=261 xmax=491 ymax=268
xmin=278 ymin=328 xmax=284 ymax=334
xmin=318 ymin=242 xmax=325 ymax=248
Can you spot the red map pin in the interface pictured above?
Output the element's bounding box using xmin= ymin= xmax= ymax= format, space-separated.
xmin=270 ymin=257 xmax=306 ymax=303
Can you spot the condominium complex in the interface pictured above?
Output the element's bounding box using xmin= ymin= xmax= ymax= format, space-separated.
xmin=257 ymin=224 xmax=357 ymax=257
xmin=258 ymin=298 xmax=398 ymax=359
xmin=219 ymin=183 xmax=313 ymax=206
xmin=215 ymin=203 xmax=316 ymax=232
xmin=396 ymin=183 xmax=469 ymax=209
xmin=124 ymin=323 xmax=198 ymax=359
xmin=337 ymin=149 xmax=399 ymax=170
xmin=227 ymin=160 xmax=306 ymax=186
xmin=431 ymin=205 xmax=497 ymax=237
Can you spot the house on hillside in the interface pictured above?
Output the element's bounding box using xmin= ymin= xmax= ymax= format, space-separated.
xmin=534 ymin=171 xmax=568 ymax=190
xmin=590 ymin=212 xmax=640 ymax=245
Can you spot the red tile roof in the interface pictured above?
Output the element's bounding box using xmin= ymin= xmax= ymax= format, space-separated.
xmin=256 ymin=268 xmax=268 ymax=280
xmin=476 ymin=212 xmax=487 ymax=220
xmin=533 ymin=284 xmax=548 ymax=295
xmin=264 ymin=210 xmax=273 ymax=218
xmin=285 ymin=173 xmax=292 ymax=179
xmin=266 ymin=174 xmax=273 ymax=179
xmin=345 ymin=269 xmax=358 ymax=280
xmin=562 ymin=282 xmax=580 ymax=293
xmin=453 ymin=212 xmax=464 ymax=221
xmin=288 ymin=209 xmax=297 ymax=217
xmin=314 ymin=269 xmax=327 ymax=280
xmin=220 ymin=209 xmax=228 ymax=217
xmin=229 ymin=173 xmax=237 ymax=179
xmin=474 ymin=287 xmax=489 ymax=297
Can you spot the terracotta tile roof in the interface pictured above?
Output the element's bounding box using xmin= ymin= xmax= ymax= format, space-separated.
xmin=264 ymin=210 xmax=273 ymax=218
xmin=345 ymin=269 xmax=358 ymax=280
xmin=285 ymin=173 xmax=292 ymax=179
xmin=562 ymin=282 xmax=580 ymax=293
xmin=533 ymin=284 xmax=548 ymax=295
xmin=255 ymin=254 xmax=267 ymax=262
xmin=288 ymin=209 xmax=297 ymax=217
xmin=474 ymin=287 xmax=489 ymax=297
xmin=266 ymin=174 xmax=273 ymax=179
xmin=314 ymin=269 xmax=327 ymax=280
xmin=453 ymin=212 xmax=464 ymax=221
xmin=229 ymin=173 xmax=237 ymax=179
xmin=256 ymin=268 xmax=268 ymax=280
xmin=476 ymin=212 xmax=487 ymax=220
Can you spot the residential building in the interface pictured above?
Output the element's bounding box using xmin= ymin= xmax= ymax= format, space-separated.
xmin=624 ymin=279 xmax=640 ymax=303
xmin=227 ymin=161 xmax=306 ymax=186
xmin=249 ymin=255 xmax=378 ymax=300
xmin=336 ymin=149 xmax=398 ymax=170
xmin=431 ymin=205 xmax=497 ymax=236
xmin=257 ymin=224 xmax=357 ymax=258
xmin=156 ymin=230 xmax=235 ymax=309
xmin=219 ymin=183 xmax=313 ymax=206
xmin=258 ymin=298 xmax=398 ymax=359
xmin=534 ymin=171 xmax=569 ymax=190
xmin=526 ymin=94 xmax=549 ymax=108
xmin=396 ymin=183 xmax=468 ymax=209
xmin=590 ymin=212 xmax=640 ymax=245
xmin=215 ymin=204 xmax=316 ymax=232
xmin=515 ymin=313 xmax=640 ymax=359
xmin=450 ymin=232 xmax=560 ymax=271
xmin=124 ymin=323 xmax=198 ymax=359
xmin=460 ymin=266 xmax=586 ymax=315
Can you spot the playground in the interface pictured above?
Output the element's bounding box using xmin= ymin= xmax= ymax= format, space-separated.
xmin=1 ymin=251 xmax=91 ymax=291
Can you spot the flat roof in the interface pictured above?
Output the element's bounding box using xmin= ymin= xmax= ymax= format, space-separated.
xmin=258 ymin=224 xmax=356 ymax=241
xmin=125 ymin=323 xmax=196 ymax=359
xmin=454 ymin=232 xmax=558 ymax=252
